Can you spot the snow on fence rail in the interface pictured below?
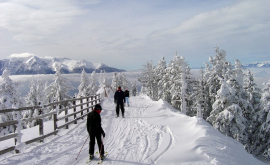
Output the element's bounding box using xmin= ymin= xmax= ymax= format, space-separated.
xmin=0 ymin=94 xmax=100 ymax=155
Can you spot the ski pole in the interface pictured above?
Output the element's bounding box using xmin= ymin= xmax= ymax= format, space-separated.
xmin=99 ymin=135 xmax=104 ymax=160
xmin=75 ymin=135 xmax=89 ymax=160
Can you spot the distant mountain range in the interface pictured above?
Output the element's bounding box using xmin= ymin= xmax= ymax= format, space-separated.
xmin=242 ymin=61 xmax=270 ymax=68
xmin=0 ymin=55 xmax=125 ymax=75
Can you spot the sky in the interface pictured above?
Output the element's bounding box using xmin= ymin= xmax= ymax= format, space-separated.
xmin=0 ymin=0 xmax=269 ymax=71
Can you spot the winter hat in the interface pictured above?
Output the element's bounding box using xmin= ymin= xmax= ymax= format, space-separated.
xmin=94 ymin=104 xmax=102 ymax=111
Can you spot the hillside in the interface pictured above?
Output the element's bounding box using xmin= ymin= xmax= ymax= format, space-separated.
xmin=0 ymin=55 xmax=125 ymax=75
xmin=0 ymin=95 xmax=267 ymax=165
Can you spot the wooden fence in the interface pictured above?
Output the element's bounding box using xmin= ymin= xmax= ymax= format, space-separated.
xmin=0 ymin=94 xmax=100 ymax=155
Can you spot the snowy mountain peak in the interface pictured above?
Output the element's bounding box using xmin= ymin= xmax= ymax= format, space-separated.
xmin=243 ymin=61 xmax=270 ymax=68
xmin=0 ymin=55 xmax=125 ymax=75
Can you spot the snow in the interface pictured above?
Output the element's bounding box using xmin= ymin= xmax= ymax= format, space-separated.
xmin=0 ymin=95 xmax=267 ymax=165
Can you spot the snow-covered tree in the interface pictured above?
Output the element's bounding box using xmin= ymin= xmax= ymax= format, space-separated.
xmin=207 ymin=77 xmax=248 ymax=144
xmin=184 ymin=65 xmax=197 ymax=116
xmin=0 ymin=69 xmax=24 ymax=135
xmin=138 ymin=61 xmax=158 ymax=100
xmin=77 ymin=68 xmax=90 ymax=97
xmin=249 ymin=79 xmax=270 ymax=160
xmin=111 ymin=72 xmax=119 ymax=91
xmin=228 ymin=60 xmax=253 ymax=121
xmin=119 ymin=73 xmax=129 ymax=90
xmin=167 ymin=54 xmax=193 ymax=114
xmin=158 ymin=66 xmax=172 ymax=103
xmin=25 ymin=77 xmax=38 ymax=106
xmin=111 ymin=72 xmax=130 ymax=92
xmin=24 ymin=77 xmax=39 ymax=128
xmin=243 ymin=70 xmax=261 ymax=113
xmin=203 ymin=47 xmax=232 ymax=108
xmin=191 ymin=68 xmax=211 ymax=119
xmin=99 ymin=70 xmax=108 ymax=89
xmin=45 ymin=66 xmax=74 ymax=104
xmin=36 ymin=77 xmax=46 ymax=105
xmin=154 ymin=57 xmax=167 ymax=100
xmin=131 ymin=81 xmax=138 ymax=96
xmin=88 ymin=71 xmax=98 ymax=96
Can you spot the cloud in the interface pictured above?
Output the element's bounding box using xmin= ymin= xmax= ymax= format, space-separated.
xmin=102 ymin=0 xmax=269 ymax=68
xmin=0 ymin=0 xmax=85 ymax=42
xmin=150 ymin=0 xmax=269 ymax=39
xmin=9 ymin=52 xmax=34 ymax=58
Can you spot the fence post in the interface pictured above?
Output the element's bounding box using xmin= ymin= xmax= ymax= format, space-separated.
xmin=87 ymin=97 xmax=89 ymax=113
xmin=37 ymin=102 xmax=42 ymax=126
xmin=13 ymin=124 xmax=17 ymax=146
xmin=14 ymin=111 xmax=22 ymax=154
xmin=53 ymin=113 xmax=57 ymax=135
xmin=91 ymin=96 xmax=94 ymax=111
xmin=80 ymin=97 xmax=83 ymax=119
xmin=98 ymin=94 xmax=101 ymax=103
xmin=39 ymin=119 xmax=44 ymax=142
xmin=73 ymin=97 xmax=77 ymax=124
xmin=64 ymin=103 xmax=68 ymax=129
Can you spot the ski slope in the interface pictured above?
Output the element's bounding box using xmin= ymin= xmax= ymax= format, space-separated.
xmin=0 ymin=95 xmax=268 ymax=165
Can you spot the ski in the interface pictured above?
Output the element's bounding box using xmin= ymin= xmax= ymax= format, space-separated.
xmin=97 ymin=156 xmax=105 ymax=164
xmin=97 ymin=152 xmax=108 ymax=164
xmin=86 ymin=157 xmax=94 ymax=164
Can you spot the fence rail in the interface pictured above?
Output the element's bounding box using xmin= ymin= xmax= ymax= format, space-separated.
xmin=0 ymin=94 xmax=100 ymax=155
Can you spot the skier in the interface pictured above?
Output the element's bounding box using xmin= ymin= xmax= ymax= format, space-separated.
xmin=114 ymin=86 xmax=125 ymax=118
xmin=86 ymin=104 xmax=106 ymax=161
xmin=124 ymin=89 xmax=130 ymax=106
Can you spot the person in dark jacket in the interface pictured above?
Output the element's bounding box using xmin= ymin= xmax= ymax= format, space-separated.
xmin=86 ymin=104 xmax=105 ymax=160
xmin=124 ymin=89 xmax=130 ymax=106
xmin=114 ymin=86 xmax=125 ymax=118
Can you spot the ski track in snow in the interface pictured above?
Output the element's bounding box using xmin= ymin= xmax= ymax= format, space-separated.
xmin=0 ymin=96 xmax=174 ymax=165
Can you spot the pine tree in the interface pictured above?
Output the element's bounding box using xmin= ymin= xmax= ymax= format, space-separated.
xmin=229 ymin=60 xmax=254 ymax=122
xmin=191 ymin=68 xmax=210 ymax=119
xmin=111 ymin=72 xmax=119 ymax=91
xmin=131 ymin=81 xmax=138 ymax=96
xmin=158 ymin=66 xmax=172 ymax=103
xmin=138 ymin=61 xmax=158 ymax=100
xmin=23 ymin=77 xmax=46 ymax=128
xmin=207 ymin=77 xmax=248 ymax=144
xmin=88 ymin=71 xmax=98 ymax=96
xmin=36 ymin=77 xmax=46 ymax=105
xmin=24 ymin=77 xmax=39 ymax=128
xmin=0 ymin=69 xmax=24 ymax=135
xmin=25 ymin=77 xmax=38 ymax=106
xmin=120 ymin=73 xmax=130 ymax=90
xmin=204 ymin=47 xmax=232 ymax=107
xmin=154 ymin=57 xmax=167 ymax=100
xmin=184 ymin=65 xmax=197 ymax=116
xmin=77 ymin=68 xmax=90 ymax=97
xmin=167 ymin=53 xmax=192 ymax=114
xmin=249 ymin=79 xmax=270 ymax=160
xmin=98 ymin=70 xmax=108 ymax=89
xmin=45 ymin=66 xmax=74 ymax=104
xmin=244 ymin=70 xmax=261 ymax=113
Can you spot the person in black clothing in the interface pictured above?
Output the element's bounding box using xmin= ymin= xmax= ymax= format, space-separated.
xmin=86 ymin=104 xmax=105 ymax=160
xmin=124 ymin=89 xmax=130 ymax=106
xmin=114 ymin=86 xmax=125 ymax=118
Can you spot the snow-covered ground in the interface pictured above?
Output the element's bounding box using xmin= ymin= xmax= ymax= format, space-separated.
xmin=0 ymin=95 xmax=268 ymax=165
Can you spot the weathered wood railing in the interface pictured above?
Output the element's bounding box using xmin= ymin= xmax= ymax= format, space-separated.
xmin=0 ymin=94 xmax=100 ymax=155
